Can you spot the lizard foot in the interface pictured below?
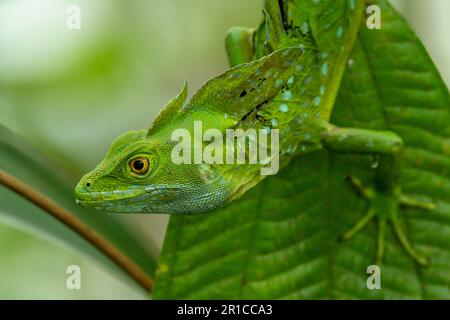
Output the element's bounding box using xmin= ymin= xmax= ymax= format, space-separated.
xmin=339 ymin=176 xmax=435 ymax=266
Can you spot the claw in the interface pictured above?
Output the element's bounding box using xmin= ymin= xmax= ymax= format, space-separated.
xmin=391 ymin=218 xmax=429 ymax=266
xmin=341 ymin=176 xmax=430 ymax=266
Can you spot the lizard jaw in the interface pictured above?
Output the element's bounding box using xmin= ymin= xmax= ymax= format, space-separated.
xmin=75 ymin=188 xmax=147 ymax=202
xmin=74 ymin=186 xmax=149 ymax=211
xmin=74 ymin=184 xmax=185 ymax=213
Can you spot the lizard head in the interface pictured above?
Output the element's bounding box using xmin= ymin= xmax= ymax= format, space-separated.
xmin=74 ymin=46 xmax=300 ymax=214
xmin=74 ymin=128 xmax=231 ymax=214
xmin=75 ymin=83 xmax=231 ymax=214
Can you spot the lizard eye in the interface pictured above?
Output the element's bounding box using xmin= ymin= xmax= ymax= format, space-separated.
xmin=129 ymin=157 xmax=149 ymax=175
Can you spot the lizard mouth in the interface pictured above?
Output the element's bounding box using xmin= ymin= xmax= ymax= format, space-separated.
xmin=74 ymin=184 xmax=182 ymax=212
xmin=75 ymin=188 xmax=147 ymax=203
xmin=74 ymin=185 xmax=149 ymax=210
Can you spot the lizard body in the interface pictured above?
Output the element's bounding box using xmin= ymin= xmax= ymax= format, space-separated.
xmin=75 ymin=0 xmax=435 ymax=265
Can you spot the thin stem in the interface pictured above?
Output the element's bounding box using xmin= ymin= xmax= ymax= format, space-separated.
xmin=0 ymin=170 xmax=153 ymax=292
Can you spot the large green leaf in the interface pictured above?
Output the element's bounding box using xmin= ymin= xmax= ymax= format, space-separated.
xmin=0 ymin=125 xmax=158 ymax=291
xmin=153 ymin=0 xmax=449 ymax=299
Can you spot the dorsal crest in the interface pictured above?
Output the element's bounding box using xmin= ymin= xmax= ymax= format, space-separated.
xmin=147 ymin=81 xmax=188 ymax=136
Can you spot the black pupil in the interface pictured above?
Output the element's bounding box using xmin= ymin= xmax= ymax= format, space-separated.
xmin=133 ymin=159 xmax=145 ymax=171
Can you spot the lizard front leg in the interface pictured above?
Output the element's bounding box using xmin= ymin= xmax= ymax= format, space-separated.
xmin=321 ymin=126 xmax=435 ymax=266
xmin=225 ymin=26 xmax=255 ymax=67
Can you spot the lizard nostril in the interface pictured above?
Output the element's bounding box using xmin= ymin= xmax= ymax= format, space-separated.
xmin=86 ymin=182 xmax=91 ymax=188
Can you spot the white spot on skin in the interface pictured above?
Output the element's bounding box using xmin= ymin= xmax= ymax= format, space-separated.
xmin=320 ymin=85 xmax=326 ymax=95
xmin=348 ymin=58 xmax=355 ymax=67
xmin=271 ymin=119 xmax=279 ymax=127
xmin=304 ymin=132 xmax=311 ymax=140
xmin=349 ymin=0 xmax=356 ymax=10
xmin=300 ymin=22 xmax=309 ymax=34
xmin=295 ymin=64 xmax=304 ymax=72
xmin=287 ymin=76 xmax=295 ymax=85
xmin=275 ymin=79 xmax=284 ymax=87
xmin=336 ymin=26 xmax=344 ymax=38
xmin=282 ymin=91 xmax=293 ymax=100
xmin=279 ymin=104 xmax=289 ymax=113
xmin=321 ymin=52 xmax=329 ymax=60
xmin=313 ymin=96 xmax=321 ymax=106
xmin=321 ymin=63 xmax=328 ymax=76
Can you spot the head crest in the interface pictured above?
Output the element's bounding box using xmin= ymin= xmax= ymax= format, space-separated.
xmin=147 ymin=81 xmax=188 ymax=136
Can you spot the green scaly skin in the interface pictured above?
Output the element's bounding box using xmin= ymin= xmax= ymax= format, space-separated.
xmin=75 ymin=0 xmax=434 ymax=265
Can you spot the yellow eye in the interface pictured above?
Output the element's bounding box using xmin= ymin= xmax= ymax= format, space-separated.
xmin=129 ymin=157 xmax=149 ymax=175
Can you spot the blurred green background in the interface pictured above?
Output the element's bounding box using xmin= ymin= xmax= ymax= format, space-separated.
xmin=0 ymin=0 xmax=448 ymax=299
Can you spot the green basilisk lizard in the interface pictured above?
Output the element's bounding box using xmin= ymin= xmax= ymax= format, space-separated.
xmin=75 ymin=0 xmax=435 ymax=265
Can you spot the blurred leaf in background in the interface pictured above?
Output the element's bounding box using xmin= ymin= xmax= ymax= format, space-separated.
xmin=0 ymin=223 xmax=145 ymax=299
xmin=1 ymin=123 xmax=160 ymax=297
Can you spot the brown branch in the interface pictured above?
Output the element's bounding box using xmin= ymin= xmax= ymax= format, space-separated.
xmin=0 ymin=170 xmax=153 ymax=292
